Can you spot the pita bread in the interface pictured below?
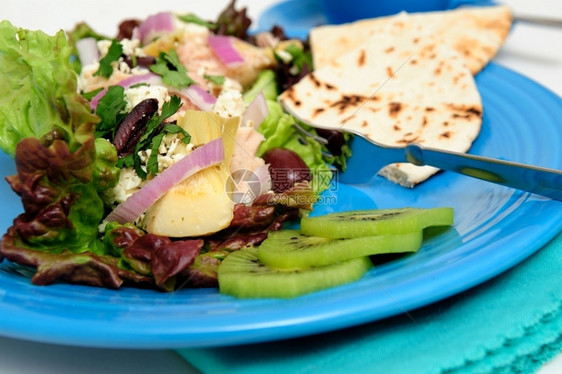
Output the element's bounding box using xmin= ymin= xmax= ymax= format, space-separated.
xmin=279 ymin=31 xmax=482 ymax=187
xmin=310 ymin=5 xmax=512 ymax=75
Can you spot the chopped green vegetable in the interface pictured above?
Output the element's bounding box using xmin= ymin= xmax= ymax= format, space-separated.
xmin=94 ymin=39 xmax=123 ymax=78
xmin=95 ymin=85 xmax=127 ymax=139
xmin=177 ymin=13 xmax=218 ymax=29
xmin=146 ymin=132 xmax=166 ymax=176
xmin=150 ymin=50 xmax=194 ymax=89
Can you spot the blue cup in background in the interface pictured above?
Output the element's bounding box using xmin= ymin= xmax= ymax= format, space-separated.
xmin=320 ymin=0 xmax=495 ymax=24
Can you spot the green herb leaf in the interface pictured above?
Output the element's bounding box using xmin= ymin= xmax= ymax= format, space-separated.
xmin=95 ymin=85 xmax=127 ymax=139
xmin=150 ymin=50 xmax=194 ymax=89
xmin=147 ymin=132 xmax=165 ymax=176
xmin=131 ymin=95 xmax=183 ymax=179
xmin=94 ymin=39 xmax=123 ymax=78
xmin=162 ymin=124 xmax=191 ymax=144
xmin=129 ymin=82 xmax=148 ymax=89
xmin=116 ymin=153 xmax=133 ymax=168
xmin=177 ymin=13 xmax=217 ymax=29
xmin=204 ymin=74 xmax=225 ymax=85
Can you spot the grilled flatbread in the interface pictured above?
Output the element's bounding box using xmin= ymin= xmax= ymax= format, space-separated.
xmin=310 ymin=5 xmax=512 ymax=75
xmin=279 ymin=31 xmax=482 ymax=187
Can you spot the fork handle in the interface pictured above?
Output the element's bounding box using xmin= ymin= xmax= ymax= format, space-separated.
xmin=406 ymin=144 xmax=562 ymax=201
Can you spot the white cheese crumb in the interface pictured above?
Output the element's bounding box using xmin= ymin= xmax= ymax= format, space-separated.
xmin=213 ymin=89 xmax=244 ymax=118
xmin=124 ymin=85 xmax=171 ymax=113
xmin=108 ymin=167 xmax=143 ymax=204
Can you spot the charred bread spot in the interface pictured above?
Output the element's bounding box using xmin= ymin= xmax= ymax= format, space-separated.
xmin=329 ymin=94 xmax=366 ymax=113
xmin=357 ymin=49 xmax=366 ymax=66
xmin=386 ymin=66 xmax=394 ymax=77
xmin=308 ymin=73 xmax=322 ymax=88
xmin=389 ymin=102 xmax=403 ymax=117
xmin=312 ymin=107 xmax=325 ymax=118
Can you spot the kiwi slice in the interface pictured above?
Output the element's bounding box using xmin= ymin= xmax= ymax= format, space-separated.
xmin=300 ymin=207 xmax=453 ymax=239
xmin=258 ymin=230 xmax=422 ymax=269
xmin=218 ymin=247 xmax=372 ymax=299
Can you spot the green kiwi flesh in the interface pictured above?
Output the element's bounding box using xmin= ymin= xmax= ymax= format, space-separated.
xmin=218 ymin=247 xmax=372 ymax=299
xmin=300 ymin=207 xmax=453 ymax=239
xmin=258 ymin=230 xmax=422 ymax=269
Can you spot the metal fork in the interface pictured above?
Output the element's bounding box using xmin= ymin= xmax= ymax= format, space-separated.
xmin=296 ymin=125 xmax=562 ymax=201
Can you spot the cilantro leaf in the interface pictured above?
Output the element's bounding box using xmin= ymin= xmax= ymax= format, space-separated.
xmin=95 ymin=85 xmax=127 ymax=139
xmin=94 ymin=39 xmax=123 ymax=78
xmin=150 ymin=50 xmax=194 ymax=89
xmin=177 ymin=13 xmax=217 ymax=30
xmin=146 ymin=132 xmax=165 ymax=176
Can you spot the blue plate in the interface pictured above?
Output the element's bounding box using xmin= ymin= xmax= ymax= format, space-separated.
xmin=1 ymin=23 xmax=562 ymax=350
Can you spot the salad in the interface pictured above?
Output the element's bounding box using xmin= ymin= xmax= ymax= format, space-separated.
xmin=0 ymin=1 xmax=352 ymax=291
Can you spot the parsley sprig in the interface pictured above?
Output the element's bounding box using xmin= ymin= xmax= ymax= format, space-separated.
xmin=150 ymin=50 xmax=195 ymax=89
xmin=94 ymin=39 xmax=123 ymax=78
xmin=95 ymin=86 xmax=127 ymax=139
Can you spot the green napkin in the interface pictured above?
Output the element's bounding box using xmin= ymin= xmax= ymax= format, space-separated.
xmin=177 ymin=232 xmax=562 ymax=373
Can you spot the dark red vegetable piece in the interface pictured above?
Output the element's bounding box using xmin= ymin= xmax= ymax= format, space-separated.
xmin=113 ymin=98 xmax=158 ymax=157
xmin=262 ymin=148 xmax=312 ymax=193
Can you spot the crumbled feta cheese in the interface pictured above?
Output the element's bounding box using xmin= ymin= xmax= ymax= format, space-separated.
xmin=213 ymin=89 xmax=244 ymax=118
xmin=124 ymin=85 xmax=171 ymax=112
xmin=120 ymin=38 xmax=144 ymax=57
xmin=156 ymin=134 xmax=193 ymax=172
xmin=117 ymin=60 xmax=131 ymax=74
xmin=97 ymin=38 xmax=145 ymax=58
xmin=108 ymin=167 xmax=143 ymax=204
xmin=97 ymin=39 xmax=112 ymax=57
xmin=222 ymin=77 xmax=243 ymax=92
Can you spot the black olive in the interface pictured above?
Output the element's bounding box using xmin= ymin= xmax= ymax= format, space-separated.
xmin=262 ymin=148 xmax=312 ymax=192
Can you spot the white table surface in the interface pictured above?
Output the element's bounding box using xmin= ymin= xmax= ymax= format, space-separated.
xmin=1 ymin=0 xmax=561 ymax=373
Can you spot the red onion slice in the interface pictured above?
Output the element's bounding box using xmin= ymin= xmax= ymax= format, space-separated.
xmin=90 ymin=73 xmax=163 ymax=110
xmin=179 ymin=85 xmax=217 ymax=112
xmin=139 ymin=12 xmax=175 ymax=45
xmin=242 ymin=91 xmax=268 ymax=128
xmin=105 ymin=137 xmax=225 ymax=224
xmin=207 ymin=35 xmax=244 ymax=66
xmin=75 ymin=37 xmax=99 ymax=67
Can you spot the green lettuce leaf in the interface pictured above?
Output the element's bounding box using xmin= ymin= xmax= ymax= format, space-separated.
xmin=0 ymin=20 xmax=99 ymax=157
xmin=0 ymin=22 xmax=117 ymax=256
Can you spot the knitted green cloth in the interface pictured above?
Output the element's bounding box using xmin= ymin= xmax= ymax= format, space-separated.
xmin=178 ymin=232 xmax=562 ymax=373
